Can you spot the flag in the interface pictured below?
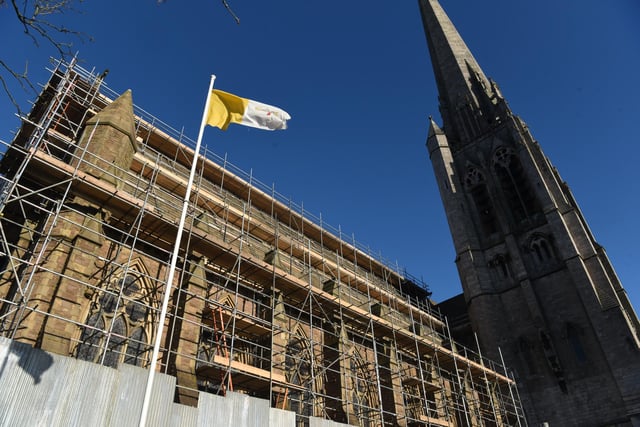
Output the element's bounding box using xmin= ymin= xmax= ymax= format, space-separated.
xmin=207 ymin=90 xmax=291 ymax=131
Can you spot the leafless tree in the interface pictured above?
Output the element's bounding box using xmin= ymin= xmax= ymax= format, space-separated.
xmin=2 ymin=0 xmax=239 ymax=114
xmin=159 ymin=0 xmax=240 ymax=24
xmin=1 ymin=0 xmax=89 ymax=114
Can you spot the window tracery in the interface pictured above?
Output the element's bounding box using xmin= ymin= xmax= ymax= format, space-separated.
xmin=465 ymin=167 xmax=499 ymax=236
xmin=493 ymin=147 xmax=540 ymax=221
xmin=349 ymin=349 xmax=378 ymax=427
xmin=76 ymin=266 xmax=151 ymax=368
xmin=286 ymin=333 xmax=314 ymax=426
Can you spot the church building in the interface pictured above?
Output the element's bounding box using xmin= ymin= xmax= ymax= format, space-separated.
xmin=0 ymin=1 xmax=637 ymax=426
xmin=0 ymin=59 xmax=523 ymax=427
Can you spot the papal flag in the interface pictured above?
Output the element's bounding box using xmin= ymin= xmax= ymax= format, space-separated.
xmin=207 ymin=89 xmax=291 ymax=131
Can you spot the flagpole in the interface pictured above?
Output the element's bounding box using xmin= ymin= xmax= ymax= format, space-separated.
xmin=139 ymin=74 xmax=217 ymax=427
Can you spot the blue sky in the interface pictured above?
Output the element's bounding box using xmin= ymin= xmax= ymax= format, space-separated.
xmin=2 ymin=0 xmax=639 ymax=310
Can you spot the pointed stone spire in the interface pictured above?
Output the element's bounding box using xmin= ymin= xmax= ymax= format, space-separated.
xmin=86 ymin=89 xmax=138 ymax=152
xmin=426 ymin=114 xmax=451 ymax=161
xmin=427 ymin=116 xmax=444 ymax=139
xmin=419 ymin=0 xmax=506 ymax=145
xmin=74 ymin=90 xmax=139 ymax=188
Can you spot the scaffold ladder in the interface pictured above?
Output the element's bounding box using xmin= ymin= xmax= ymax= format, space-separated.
xmin=208 ymin=305 xmax=233 ymax=394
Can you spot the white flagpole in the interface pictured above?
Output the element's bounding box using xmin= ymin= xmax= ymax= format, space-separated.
xmin=139 ymin=74 xmax=217 ymax=427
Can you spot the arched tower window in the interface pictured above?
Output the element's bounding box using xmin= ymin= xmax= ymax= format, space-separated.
xmin=464 ymin=167 xmax=499 ymax=236
xmin=518 ymin=336 xmax=537 ymax=376
xmin=493 ymin=147 xmax=540 ymax=222
xmin=528 ymin=234 xmax=556 ymax=265
xmin=76 ymin=265 xmax=152 ymax=368
xmin=566 ymin=323 xmax=587 ymax=364
xmin=488 ymin=253 xmax=511 ymax=279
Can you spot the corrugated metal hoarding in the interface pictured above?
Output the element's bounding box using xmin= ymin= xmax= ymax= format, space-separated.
xmin=0 ymin=337 xmax=343 ymax=427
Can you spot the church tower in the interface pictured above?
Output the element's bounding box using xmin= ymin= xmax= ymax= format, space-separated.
xmin=418 ymin=0 xmax=640 ymax=425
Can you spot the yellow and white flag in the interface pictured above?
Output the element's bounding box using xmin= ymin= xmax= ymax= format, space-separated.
xmin=207 ymin=89 xmax=291 ymax=131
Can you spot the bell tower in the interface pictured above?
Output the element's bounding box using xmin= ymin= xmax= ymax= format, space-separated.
xmin=419 ymin=0 xmax=640 ymax=425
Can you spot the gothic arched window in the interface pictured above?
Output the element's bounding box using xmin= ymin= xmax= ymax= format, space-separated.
xmin=493 ymin=147 xmax=540 ymax=222
xmin=349 ymin=350 xmax=379 ymax=427
xmin=286 ymin=334 xmax=314 ymax=426
xmin=464 ymin=167 xmax=498 ymax=236
xmin=76 ymin=268 xmax=151 ymax=368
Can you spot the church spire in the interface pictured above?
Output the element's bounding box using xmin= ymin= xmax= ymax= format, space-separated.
xmin=419 ymin=0 xmax=506 ymax=146
xmin=420 ymin=2 xmax=640 ymax=425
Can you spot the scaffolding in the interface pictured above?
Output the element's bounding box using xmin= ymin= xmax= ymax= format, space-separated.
xmin=0 ymin=59 xmax=526 ymax=426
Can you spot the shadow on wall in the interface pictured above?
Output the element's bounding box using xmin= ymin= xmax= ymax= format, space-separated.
xmin=0 ymin=339 xmax=53 ymax=384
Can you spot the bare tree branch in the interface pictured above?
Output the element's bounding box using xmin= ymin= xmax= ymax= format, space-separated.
xmin=3 ymin=0 xmax=237 ymax=115
xmin=157 ymin=0 xmax=240 ymax=24
xmin=221 ymin=0 xmax=240 ymax=25
xmin=0 ymin=60 xmax=33 ymax=113
xmin=2 ymin=0 xmax=88 ymax=114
